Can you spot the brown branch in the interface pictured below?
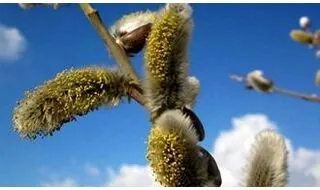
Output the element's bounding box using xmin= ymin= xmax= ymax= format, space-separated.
xmin=230 ymin=74 xmax=320 ymax=103
xmin=79 ymin=3 xmax=140 ymax=84
xmin=273 ymin=87 xmax=320 ymax=102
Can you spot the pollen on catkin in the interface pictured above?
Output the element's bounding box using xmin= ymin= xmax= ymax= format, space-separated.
xmin=12 ymin=67 xmax=130 ymax=140
xmin=244 ymin=129 xmax=288 ymax=187
xmin=147 ymin=109 xmax=211 ymax=187
xmin=144 ymin=4 xmax=193 ymax=120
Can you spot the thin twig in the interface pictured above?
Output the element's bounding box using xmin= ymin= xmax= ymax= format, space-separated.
xmin=78 ymin=3 xmax=140 ymax=84
xmin=128 ymin=84 xmax=148 ymax=106
xmin=273 ymin=87 xmax=320 ymax=102
xmin=230 ymin=74 xmax=320 ymax=103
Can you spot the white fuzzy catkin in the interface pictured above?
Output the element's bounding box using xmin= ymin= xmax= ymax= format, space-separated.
xmin=299 ymin=16 xmax=310 ymax=29
xmin=185 ymin=76 xmax=200 ymax=109
xmin=244 ymin=129 xmax=288 ymax=187
xmin=110 ymin=10 xmax=157 ymax=39
xmin=155 ymin=109 xmax=199 ymax=144
xmin=246 ymin=70 xmax=273 ymax=92
xmin=165 ymin=3 xmax=193 ymax=21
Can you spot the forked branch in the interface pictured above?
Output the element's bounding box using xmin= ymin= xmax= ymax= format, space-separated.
xmin=78 ymin=3 xmax=150 ymax=110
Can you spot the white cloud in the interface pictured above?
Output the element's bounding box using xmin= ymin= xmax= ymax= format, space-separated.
xmin=41 ymin=177 xmax=77 ymax=187
xmin=0 ymin=24 xmax=26 ymax=61
xmin=211 ymin=114 xmax=277 ymax=186
xmin=289 ymin=148 xmax=320 ymax=186
xmin=105 ymin=114 xmax=320 ymax=187
xmin=85 ymin=163 xmax=101 ymax=177
xmin=106 ymin=164 xmax=160 ymax=187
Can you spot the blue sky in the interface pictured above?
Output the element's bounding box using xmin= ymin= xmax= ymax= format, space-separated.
xmin=1 ymin=3 xmax=320 ymax=186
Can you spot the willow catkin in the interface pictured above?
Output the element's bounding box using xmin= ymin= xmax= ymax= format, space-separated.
xmin=290 ymin=30 xmax=314 ymax=44
xmin=147 ymin=109 xmax=212 ymax=187
xmin=246 ymin=70 xmax=273 ymax=93
xmin=244 ymin=129 xmax=288 ymax=187
xmin=13 ymin=67 xmax=130 ymax=140
xmin=144 ymin=4 xmax=193 ymax=120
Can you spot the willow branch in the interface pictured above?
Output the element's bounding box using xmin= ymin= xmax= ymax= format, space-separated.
xmin=78 ymin=3 xmax=151 ymax=111
xmin=230 ymin=74 xmax=320 ymax=103
xmin=78 ymin=3 xmax=140 ymax=84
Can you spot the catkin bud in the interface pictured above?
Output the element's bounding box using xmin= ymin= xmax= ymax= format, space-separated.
xmin=110 ymin=11 xmax=157 ymax=57
xmin=246 ymin=70 xmax=273 ymax=93
xmin=299 ymin=16 xmax=310 ymax=29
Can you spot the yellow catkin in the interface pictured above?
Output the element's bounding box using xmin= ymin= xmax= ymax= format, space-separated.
xmin=144 ymin=5 xmax=192 ymax=120
xmin=12 ymin=67 xmax=130 ymax=140
xmin=145 ymin=9 xmax=180 ymax=83
xmin=146 ymin=110 xmax=208 ymax=186
xmin=147 ymin=125 xmax=189 ymax=186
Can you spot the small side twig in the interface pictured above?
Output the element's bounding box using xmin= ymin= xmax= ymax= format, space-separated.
xmin=127 ymin=84 xmax=148 ymax=107
xmin=230 ymin=74 xmax=320 ymax=103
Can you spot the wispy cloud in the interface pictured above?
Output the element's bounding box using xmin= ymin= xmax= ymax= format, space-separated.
xmin=0 ymin=24 xmax=26 ymax=61
xmin=41 ymin=177 xmax=77 ymax=187
xmin=85 ymin=163 xmax=101 ymax=177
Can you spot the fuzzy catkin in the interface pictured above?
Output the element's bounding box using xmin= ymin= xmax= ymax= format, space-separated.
xmin=13 ymin=67 xmax=130 ymax=140
xmin=290 ymin=30 xmax=314 ymax=44
xmin=246 ymin=70 xmax=273 ymax=93
xmin=244 ymin=129 xmax=288 ymax=187
xmin=110 ymin=10 xmax=157 ymax=38
xmin=144 ymin=4 xmax=193 ymax=120
xmin=185 ymin=76 xmax=200 ymax=109
xmin=147 ymin=109 xmax=211 ymax=187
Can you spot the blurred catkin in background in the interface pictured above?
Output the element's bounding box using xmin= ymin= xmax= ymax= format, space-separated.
xmin=244 ymin=129 xmax=288 ymax=187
